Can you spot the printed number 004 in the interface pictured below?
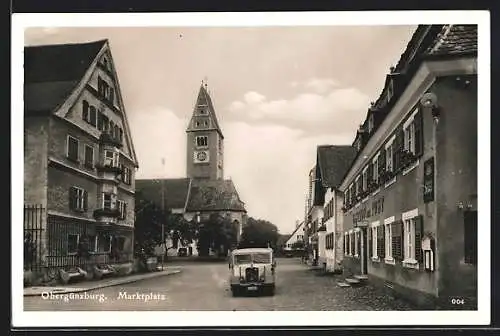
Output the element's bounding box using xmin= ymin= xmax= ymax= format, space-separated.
xmin=451 ymin=298 xmax=465 ymax=305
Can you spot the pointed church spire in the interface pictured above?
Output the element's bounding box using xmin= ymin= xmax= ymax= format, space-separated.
xmin=186 ymin=80 xmax=224 ymax=139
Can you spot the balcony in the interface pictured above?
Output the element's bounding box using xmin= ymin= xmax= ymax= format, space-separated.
xmin=95 ymin=163 xmax=122 ymax=175
xmin=93 ymin=207 xmax=121 ymax=221
xmin=99 ymin=132 xmax=123 ymax=148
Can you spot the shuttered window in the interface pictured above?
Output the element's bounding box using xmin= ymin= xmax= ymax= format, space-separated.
xmin=377 ymin=225 xmax=385 ymax=258
xmin=392 ymin=221 xmax=404 ymax=261
xmin=67 ymin=135 xmax=79 ymax=162
xmin=69 ymin=187 xmax=87 ymax=212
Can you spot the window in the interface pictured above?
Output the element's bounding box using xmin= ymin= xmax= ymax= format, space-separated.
xmin=115 ymin=236 xmax=126 ymax=251
xmin=97 ymin=111 xmax=104 ymax=131
xmin=373 ymin=155 xmax=379 ymax=183
xmin=102 ymin=193 xmax=114 ymax=210
xmin=84 ymin=145 xmax=94 ymax=168
xmin=404 ymin=218 xmax=416 ymax=261
xmin=196 ymin=136 xmax=208 ymax=147
xmin=385 ymin=222 xmax=393 ymax=260
xmin=104 ymin=150 xmax=120 ymax=167
xmin=110 ymin=121 xmax=115 ymax=137
xmin=404 ymin=121 xmax=416 ymax=154
xmin=114 ymin=125 xmax=119 ymax=140
xmin=98 ymin=234 xmax=112 ymax=253
xmin=464 ymin=211 xmax=477 ymax=265
xmin=119 ymin=128 xmax=123 ymax=142
xmin=67 ymin=234 xmax=79 ymax=254
xmin=368 ymin=114 xmax=374 ymax=133
xmin=98 ymin=76 xmax=110 ymax=99
xmin=88 ymin=235 xmax=97 ymax=252
xmin=67 ymin=135 xmax=79 ymax=162
xmin=122 ymin=166 xmax=131 ymax=185
xmin=109 ymin=87 xmax=115 ymax=104
xmin=69 ymin=187 xmax=87 ymax=211
xmin=82 ymin=100 xmax=89 ymax=121
xmin=372 ymin=226 xmax=378 ymax=258
xmin=354 ymin=231 xmax=359 ymax=257
xmin=386 ymin=80 xmax=394 ymax=102
xmin=362 ymin=167 xmax=368 ymax=191
xmin=386 ymin=144 xmax=393 ymax=172
xmin=89 ymin=106 xmax=97 ymax=127
xmin=117 ymin=200 xmax=127 ymax=220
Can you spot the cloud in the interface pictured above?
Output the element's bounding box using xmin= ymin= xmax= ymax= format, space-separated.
xmin=227 ymin=84 xmax=371 ymax=135
xmin=130 ymin=107 xmax=188 ymax=179
xmin=304 ymin=78 xmax=339 ymax=93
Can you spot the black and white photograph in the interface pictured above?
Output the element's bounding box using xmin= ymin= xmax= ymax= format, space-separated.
xmin=12 ymin=11 xmax=489 ymax=327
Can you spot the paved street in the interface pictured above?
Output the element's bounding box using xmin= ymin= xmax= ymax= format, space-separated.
xmin=24 ymin=258 xmax=416 ymax=311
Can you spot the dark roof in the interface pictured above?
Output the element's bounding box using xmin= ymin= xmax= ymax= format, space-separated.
xmin=24 ymin=40 xmax=107 ymax=113
xmin=135 ymin=178 xmax=191 ymax=210
xmin=278 ymin=234 xmax=292 ymax=246
xmin=186 ymin=84 xmax=224 ymax=138
xmin=317 ymin=145 xmax=357 ymax=189
xmin=186 ymin=179 xmax=246 ymax=212
xmin=339 ymin=24 xmax=477 ymax=186
xmin=426 ymin=24 xmax=478 ymax=56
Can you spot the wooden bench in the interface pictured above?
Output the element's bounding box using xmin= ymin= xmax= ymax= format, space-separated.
xmin=59 ymin=267 xmax=87 ymax=285
xmin=93 ymin=265 xmax=116 ymax=280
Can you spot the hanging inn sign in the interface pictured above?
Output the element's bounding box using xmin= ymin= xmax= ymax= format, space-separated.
xmin=423 ymin=157 xmax=435 ymax=203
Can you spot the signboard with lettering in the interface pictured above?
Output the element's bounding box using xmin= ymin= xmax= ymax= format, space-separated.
xmin=423 ymin=157 xmax=435 ymax=203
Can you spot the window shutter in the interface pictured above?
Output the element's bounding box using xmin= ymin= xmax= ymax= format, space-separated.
xmin=110 ymin=87 xmax=115 ymax=104
xmin=414 ymin=215 xmax=423 ymax=263
xmin=367 ymin=163 xmax=373 ymax=186
xmin=397 ymin=221 xmax=405 ymax=261
xmin=83 ymin=190 xmax=88 ymax=211
xmin=69 ymin=187 xmax=76 ymax=210
xmin=394 ymin=129 xmax=404 ymax=172
xmin=368 ymin=228 xmax=372 ymax=258
xmin=378 ymin=149 xmax=385 ymax=182
xmin=123 ymin=203 xmax=127 ymax=219
xmin=392 ymin=221 xmax=402 ymax=260
xmin=377 ymin=225 xmax=384 ymax=258
xmin=414 ymin=108 xmax=424 ymax=157
xmin=82 ymin=100 xmax=89 ymax=121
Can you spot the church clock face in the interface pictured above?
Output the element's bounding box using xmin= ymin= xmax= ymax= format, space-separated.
xmin=194 ymin=150 xmax=209 ymax=163
xmin=197 ymin=151 xmax=207 ymax=161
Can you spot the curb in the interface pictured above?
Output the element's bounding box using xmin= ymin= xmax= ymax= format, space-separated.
xmin=24 ymin=270 xmax=181 ymax=297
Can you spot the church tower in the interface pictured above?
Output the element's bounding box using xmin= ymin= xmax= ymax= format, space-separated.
xmin=186 ymin=81 xmax=224 ymax=180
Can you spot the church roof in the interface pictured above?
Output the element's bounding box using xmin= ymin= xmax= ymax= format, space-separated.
xmin=316 ymin=145 xmax=357 ymax=189
xmin=186 ymin=179 xmax=246 ymax=212
xmin=24 ymin=39 xmax=107 ymax=114
xmin=186 ymin=84 xmax=224 ymax=138
xmin=135 ymin=178 xmax=192 ymax=210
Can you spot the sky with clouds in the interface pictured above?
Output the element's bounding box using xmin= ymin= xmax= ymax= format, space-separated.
xmin=24 ymin=24 xmax=417 ymax=234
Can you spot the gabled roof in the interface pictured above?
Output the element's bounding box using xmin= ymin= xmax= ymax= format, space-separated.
xmin=24 ymin=39 xmax=107 ymax=114
xmin=426 ymin=24 xmax=478 ymax=56
xmin=186 ymin=179 xmax=246 ymax=212
xmin=135 ymin=178 xmax=192 ymax=210
xmin=186 ymin=84 xmax=224 ymax=138
xmin=285 ymin=222 xmax=305 ymax=244
xmin=316 ymin=145 xmax=357 ymax=189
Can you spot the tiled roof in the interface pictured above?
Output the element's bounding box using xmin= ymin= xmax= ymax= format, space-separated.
xmin=186 ymin=179 xmax=246 ymax=212
xmin=187 ymin=84 xmax=224 ymax=138
xmin=426 ymin=24 xmax=478 ymax=56
xmin=135 ymin=178 xmax=192 ymax=210
xmin=317 ymin=145 xmax=357 ymax=189
xmin=24 ymin=39 xmax=106 ymax=114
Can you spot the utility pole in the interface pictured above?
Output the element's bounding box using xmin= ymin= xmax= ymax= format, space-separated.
xmin=161 ymin=158 xmax=166 ymax=271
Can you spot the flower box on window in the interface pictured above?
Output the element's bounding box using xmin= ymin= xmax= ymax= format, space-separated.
xmin=400 ymin=150 xmax=418 ymax=170
xmin=95 ymin=164 xmax=122 ymax=174
xmin=99 ymin=132 xmax=123 ymax=148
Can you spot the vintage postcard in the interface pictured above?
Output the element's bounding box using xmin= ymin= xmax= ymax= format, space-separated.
xmin=12 ymin=10 xmax=490 ymax=328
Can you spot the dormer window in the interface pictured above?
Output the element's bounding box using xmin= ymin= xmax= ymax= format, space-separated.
xmin=368 ymin=114 xmax=374 ymax=133
xmin=97 ymin=76 xmax=113 ymax=103
xmin=386 ymin=80 xmax=394 ymax=103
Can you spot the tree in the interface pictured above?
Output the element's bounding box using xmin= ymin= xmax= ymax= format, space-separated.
xmin=134 ymin=196 xmax=198 ymax=260
xmin=197 ymin=213 xmax=238 ymax=257
xmin=239 ymin=217 xmax=279 ymax=249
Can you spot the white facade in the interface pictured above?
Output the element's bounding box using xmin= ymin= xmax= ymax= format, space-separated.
xmin=321 ymin=187 xmax=345 ymax=273
xmin=284 ymin=221 xmax=305 ymax=250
